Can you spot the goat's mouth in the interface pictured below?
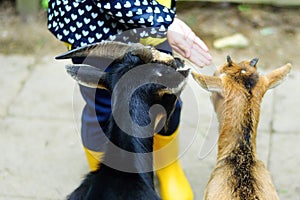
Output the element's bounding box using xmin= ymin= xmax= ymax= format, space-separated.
xmin=157 ymin=68 xmax=190 ymax=97
xmin=167 ymin=79 xmax=188 ymax=95
xmin=171 ymin=68 xmax=190 ymax=93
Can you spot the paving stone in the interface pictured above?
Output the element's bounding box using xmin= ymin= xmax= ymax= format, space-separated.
xmin=269 ymin=133 xmax=300 ymax=199
xmin=8 ymin=56 xmax=75 ymax=120
xmin=273 ymin=70 xmax=300 ymax=133
xmin=180 ymin=125 xmax=217 ymax=200
xmin=72 ymin=84 xmax=86 ymax=133
xmin=0 ymin=55 xmax=34 ymax=117
xmin=0 ymin=117 xmax=88 ymax=200
xmin=251 ymin=131 xmax=270 ymax=168
xmin=258 ymin=89 xmax=274 ymax=132
xmin=0 ymin=196 xmax=46 ymax=200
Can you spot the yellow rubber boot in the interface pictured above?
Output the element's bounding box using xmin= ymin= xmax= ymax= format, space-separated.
xmin=154 ymin=128 xmax=194 ymax=200
xmin=84 ymin=147 xmax=104 ymax=172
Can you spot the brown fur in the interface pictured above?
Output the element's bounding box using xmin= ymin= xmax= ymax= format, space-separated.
xmin=192 ymin=57 xmax=291 ymax=200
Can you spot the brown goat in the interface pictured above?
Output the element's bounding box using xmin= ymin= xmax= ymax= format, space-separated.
xmin=192 ymin=56 xmax=291 ymax=200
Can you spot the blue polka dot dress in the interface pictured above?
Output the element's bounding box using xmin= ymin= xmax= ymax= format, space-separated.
xmin=47 ymin=0 xmax=176 ymax=48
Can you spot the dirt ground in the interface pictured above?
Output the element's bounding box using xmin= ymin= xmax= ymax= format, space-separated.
xmin=0 ymin=1 xmax=299 ymax=69
xmin=178 ymin=2 xmax=300 ymax=70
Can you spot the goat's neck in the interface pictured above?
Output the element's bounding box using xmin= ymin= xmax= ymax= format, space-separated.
xmin=102 ymin=115 xmax=155 ymax=177
xmin=217 ymin=90 xmax=262 ymax=161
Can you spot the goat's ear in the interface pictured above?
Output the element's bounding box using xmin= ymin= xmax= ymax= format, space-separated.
xmin=192 ymin=71 xmax=223 ymax=93
xmin=66 ymin=64 xmax=109 ymax=90
xmin=265 ymin=63 xmax=292 ymax=89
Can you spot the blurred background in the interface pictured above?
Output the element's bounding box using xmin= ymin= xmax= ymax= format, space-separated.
xmin=0 ymin=0 xmax=299 ymax=68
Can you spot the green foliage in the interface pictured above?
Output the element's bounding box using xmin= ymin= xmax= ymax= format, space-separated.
xmin=41 ymin=0 xmax=48 ymax=9
xmin=238 ymin=4 xmax=252 ymax=12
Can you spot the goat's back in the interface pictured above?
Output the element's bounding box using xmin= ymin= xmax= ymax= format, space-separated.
xmin=204 ymin=159 xmax=279 ymax=200
xmin=68 ymin=165 xmax=160 ymax=200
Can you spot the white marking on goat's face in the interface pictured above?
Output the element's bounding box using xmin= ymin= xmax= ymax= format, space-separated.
xmin=171 ymin=80 xmax=187 ymax=94
xmin=241 ymin=70 xmax=247 ymax=74
xmin=157 ymin=77 xmax=188 ymax=98
xmin=156 ymin=71 xmax=163 ymax=77
xmin=219 ymin=73 xmax=226 ymax=78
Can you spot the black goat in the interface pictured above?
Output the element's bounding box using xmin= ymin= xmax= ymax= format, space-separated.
xmin=56 ymin=41 xmax=189 ymax=200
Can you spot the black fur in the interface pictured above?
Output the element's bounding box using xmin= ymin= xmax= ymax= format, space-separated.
xmin=226 ymin=139 xmax=258 ymax=200
xmin=68 ymin=165 xmax=160 ymax=200
xmin=225 ymin=107 xmax=259 ymax=200
xmin=241 ymin=108 xmax=254 ymax=146
xmin=242 ymin=73 xmax=259 ymax=92
xmin=68 ymin=52 xmax=185 ymax=200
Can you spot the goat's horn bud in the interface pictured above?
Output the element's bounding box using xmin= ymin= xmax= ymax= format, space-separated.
xmin=250 ymin=58 xmax=259 ymax=67
xmin=227 ymin=55 xmax=232 ymax=66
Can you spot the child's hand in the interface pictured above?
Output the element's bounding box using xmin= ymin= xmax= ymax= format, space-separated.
xmin=167 ymin=18 xmax=212 ymax=67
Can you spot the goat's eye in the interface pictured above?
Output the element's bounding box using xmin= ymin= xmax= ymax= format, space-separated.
xmin=241 ymin=70 xmax=247 ymax=74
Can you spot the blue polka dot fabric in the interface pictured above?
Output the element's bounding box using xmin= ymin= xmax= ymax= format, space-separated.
xmin=48 ymin=0 xmax=176 ymax=48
